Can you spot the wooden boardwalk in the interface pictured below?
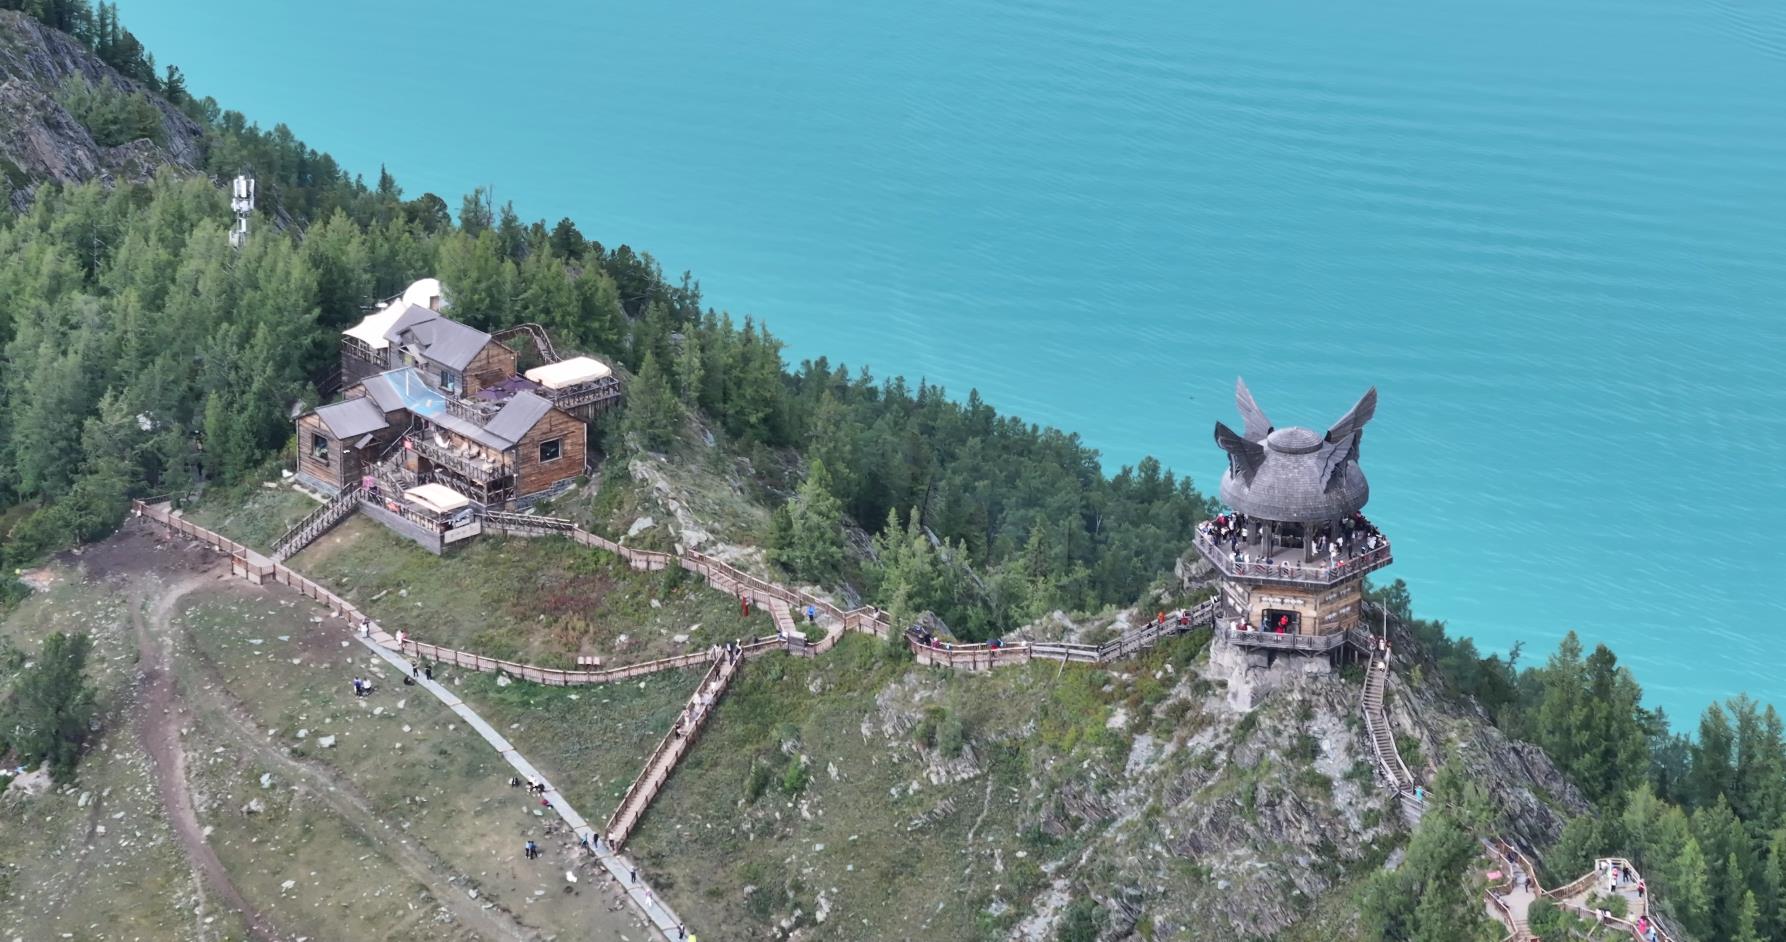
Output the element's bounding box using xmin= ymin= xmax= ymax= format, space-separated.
xmin=1357 ymin=621 xmax=1678 ymax=942
xmin=601 ymin=652 xmax=742 ymax=849
xmin=1483 ymin=839 xmax=1673 ymax=942
xmin=140 ymin=499 xmax=1684 ymax=942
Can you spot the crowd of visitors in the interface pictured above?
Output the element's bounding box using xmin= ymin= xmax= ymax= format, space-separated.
xmin=1198 ymin=510 xmax=1387 ymax=572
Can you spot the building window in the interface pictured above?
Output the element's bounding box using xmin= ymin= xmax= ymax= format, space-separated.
xmin=441 ymin=369 xmax=461 ymax=394
xmin=538 ymin=438 xmax=562 ymax=463
xmin=311 ymin=433 xmax=331 ymax=462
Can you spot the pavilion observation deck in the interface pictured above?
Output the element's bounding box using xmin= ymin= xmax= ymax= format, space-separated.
xmin=1192 ymin=512 xmax=1391 ymax=588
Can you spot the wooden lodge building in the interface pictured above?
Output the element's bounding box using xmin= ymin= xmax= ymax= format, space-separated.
xmin=1192 ymin=378 xmax=1393 ymax=656
xmin=295 ymin=280 xmax=622 ymax=514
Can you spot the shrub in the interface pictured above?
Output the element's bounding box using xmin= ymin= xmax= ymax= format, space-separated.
xmin=743 ymin=759 xmax=771 ymax=802
xmin=55 ymin=77 xmax=165 ymax=147
xmin=2 ymin=632 xmax=99 ymax=782
xmin=1056 ymin=898 xmax=1104 ymax=942
xmin=913 ymin=706 xmax=944 ymax=749
xmin=937 ymin=712 xmax=965 ymax=758
xmin=780 ymin=757 xmax=810 ymax=795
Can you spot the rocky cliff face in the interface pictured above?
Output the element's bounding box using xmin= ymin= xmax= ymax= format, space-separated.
xmin=0 ymin=11 xmax=205 ymax=211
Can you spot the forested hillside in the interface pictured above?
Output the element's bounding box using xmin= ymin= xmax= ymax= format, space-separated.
xmin=4 ymin=6 xmax=1786 ymax=942
xmin=0 ymin=1 xmax=1211 ymax=636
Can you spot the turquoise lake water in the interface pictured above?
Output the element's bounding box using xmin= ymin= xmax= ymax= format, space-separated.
xmin=124 ymin=0 xmax=1786 ymax=723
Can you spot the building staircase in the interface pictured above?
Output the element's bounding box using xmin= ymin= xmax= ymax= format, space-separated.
xmin=270 ymin=484 xmax=361 ymax=562
xmin=493 ymin=323 xmax=562 ymax=364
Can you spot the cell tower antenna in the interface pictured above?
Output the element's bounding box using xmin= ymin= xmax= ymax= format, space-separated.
xmin=229 ymin=175 xmax=255 ymax=248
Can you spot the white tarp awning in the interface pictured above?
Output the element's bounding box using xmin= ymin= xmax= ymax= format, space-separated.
xmin=403 ymin=483 xmax=472 ymax=514
xmin=525 ymin=356 xmax=611 ymax=390
xmin=343 ymin=305 xmax=406 ymax=349
xmin=400 ymin=277 xmax=443 ymax=310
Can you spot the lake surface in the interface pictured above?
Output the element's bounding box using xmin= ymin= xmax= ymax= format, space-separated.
xmin=125 ymin=0 xmax=1786 ymax=723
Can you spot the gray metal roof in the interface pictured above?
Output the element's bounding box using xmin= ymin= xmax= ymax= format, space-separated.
xmin=355 ymin=374 xmax=407 ymax=414
xmin=1213 ymin=378 xmax=1377 ymax=523
xmin=483 ymin=392 xmax=554 ymax=444
xmin=382 ymin=304 xmax=437 ymax=342
xmin=314 ymin=397 xmax=389 ymax=440
xmin=394 ymin=314 xmax=492 ymax=372
xmin=431 ymin=412 xmax=515 ymax=451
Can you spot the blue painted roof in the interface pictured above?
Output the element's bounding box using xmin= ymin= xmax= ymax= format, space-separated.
xmin=362 ymin=368 xmax=447 ymax=418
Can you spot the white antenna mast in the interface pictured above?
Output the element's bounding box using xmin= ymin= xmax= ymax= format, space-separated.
xmin=229 ymin=175 xmax=255 ymax=248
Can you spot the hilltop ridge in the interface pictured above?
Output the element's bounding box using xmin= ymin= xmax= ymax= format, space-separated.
xmin=0 ymin=9 xmax=204 ymax=210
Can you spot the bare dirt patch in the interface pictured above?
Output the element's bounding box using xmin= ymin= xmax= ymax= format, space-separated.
xmin=131 ymin=568 xmax=281 ymax=941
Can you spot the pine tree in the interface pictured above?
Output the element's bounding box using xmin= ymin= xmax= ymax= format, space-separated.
xmin=1670 ymin=836 xmax=1713 ymax=938
xmin=573 ymin=264 xmax=625 ymax=356
xmin=1761 ymin=830 xmax=1786 ymax=942
xmin=436 ymin=229 xmax=515 ymax=330
xmin=621 ymin=351 xmax=682 ymax=450
xmin=494 ymin=201 xmax=526 ymax=262
xmin=1732 ymin=889 xmax=1762 ymax=942
xmin=4 ymin=632 xmax=99 ymax=782
xmin=1692 ymin=704 xmax=1737 ymax=810
xmin=302 ymin=209 xmax=372 ymax=328
xmin=549 ymin=217 xmax=585 ymax=258
xmin=514 ymin=250 xmax=577 ymax=348
xmin=458 ymin=187 xmax=493 ymax=235
xmin=673 ymin=331 xmax=703 ymax=406
xmin=771 ymin=459 xmax=845 ymax=583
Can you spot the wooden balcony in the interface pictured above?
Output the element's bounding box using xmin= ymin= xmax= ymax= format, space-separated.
xmin=1216 ymin=623 xmax=1350 ymax=653
xmin=411 ymin=435 xmax=508 ymax=484
xmin=543 ymin=376 xmax=622 ymax=410
xmin=1193 ymin=530 xmax=1392 ymax=587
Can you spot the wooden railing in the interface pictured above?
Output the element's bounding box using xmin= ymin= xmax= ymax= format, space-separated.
xmin=602 ymin=653 xmax=740 ymax=848
xmin=1192 ymin=531 xmax=1393 ymax=587
xmin=411 ymin=435 xmax=507 ymax=483
xmin=493 ymin=323 xmax=563 ymax=364
xmin=1218 ymin=624 xmax=1351 ymax=653
xmin=403 ymin=639 xmax=724 ymax=686
xmin=135 ymin=500 xmax=253 ymax=558
xmin=544 ymin=376 xmax=623 ymax=410
xmin=444 ymin=397 xmax=500 ymax=427
xmin=1535 ymin=856 xmax=1673 ymax=942
xmin=271 ymin=484 xmax=360 ymax=561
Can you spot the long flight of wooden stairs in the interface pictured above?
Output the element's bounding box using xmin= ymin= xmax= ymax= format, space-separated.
xmin=602 ymin=652 xmax=741 ymax=848
xmin=1361 ymin=640 xmax=1424 ymax=826
xmin=270 ymin=484 xmax=361 ymax=562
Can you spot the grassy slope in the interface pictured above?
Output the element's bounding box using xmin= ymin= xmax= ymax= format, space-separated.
xmin=172 ymin=585 xmax=648 ymax=940
xmin=290 ymin=515 xmax=766 ymax=666
xmin=622 ymin=633 xmax=1218 ymax=942
xmin=181 ymin=481 xmax=321 ymax=555
xmin=456 ymin=667 xmax=707 ymax=823
xmin=0 ymin=564 xmax=225 ymax=940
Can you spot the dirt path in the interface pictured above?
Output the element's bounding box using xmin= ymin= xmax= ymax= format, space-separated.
xmin=130 ymin=570 xmax=281 ymax=941
xmin=172 ymin=582 xmax=534 ymax=941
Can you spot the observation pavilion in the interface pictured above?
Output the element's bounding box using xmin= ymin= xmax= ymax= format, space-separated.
xmin=1194 ymin=378 xmax=1392 ymax=655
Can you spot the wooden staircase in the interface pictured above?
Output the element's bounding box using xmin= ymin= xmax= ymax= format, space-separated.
xmin=602 ymin=653 xmax=740 ymax=848
xmin=271 ymin=484 xmax=360 ymax=562
xmin=768 ymin=597 xmax=798 ymax=637
xmin=1361 ymin=640 xmax=1423 ymax=825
